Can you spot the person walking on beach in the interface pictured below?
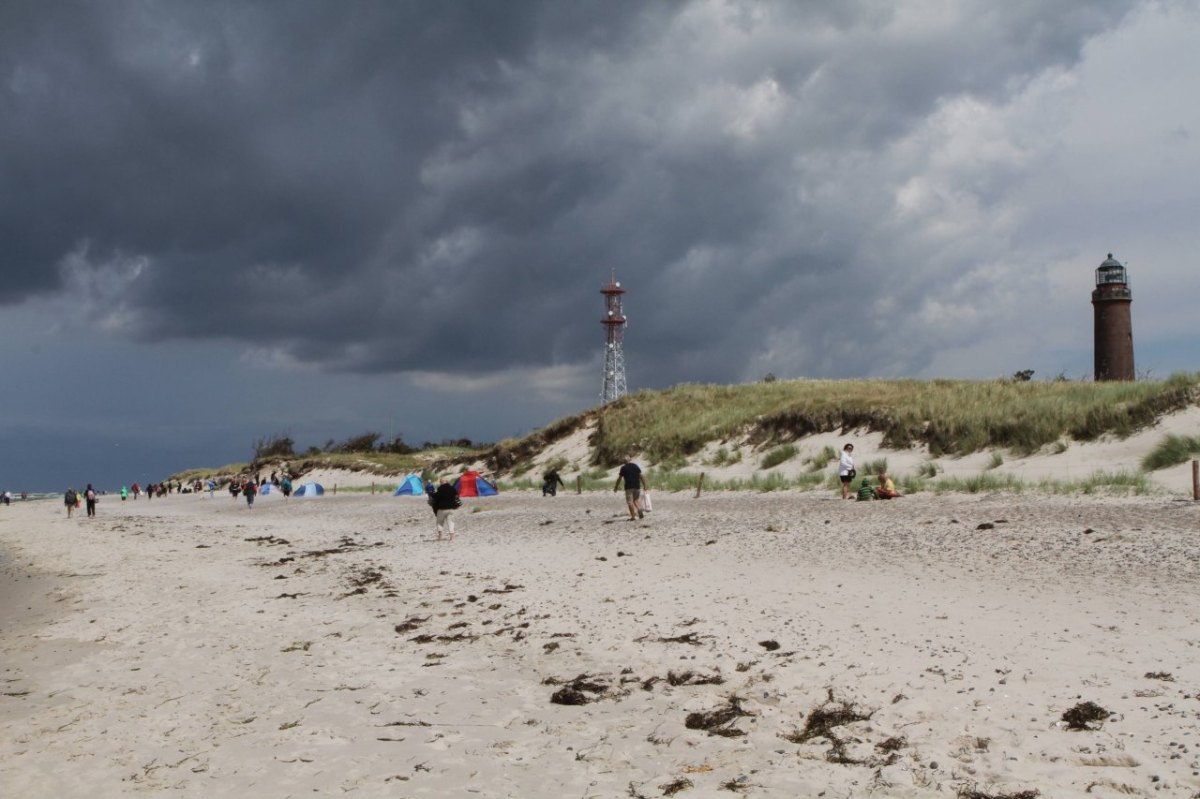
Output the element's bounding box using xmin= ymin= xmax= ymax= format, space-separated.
xmin=431 ymin=477 xmax=461 ymax=542
xmin=84 ymin=484 xmax=98 ymax=517
xmin=542 ymin=468 xmax=566 ymax=497
xmin=838 ymin=443 xmax=856 ymax=500
xmin=244 ymin=479 xmax=257 ymax=508
xmin=64 ymin=487 xmax=78 ymax=518
xmin=613 ymin=455 xmax=647 ymax=521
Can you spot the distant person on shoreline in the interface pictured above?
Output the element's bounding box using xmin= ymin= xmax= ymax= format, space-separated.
xmin=613 ymin=455 xmax=647 ymax=521
xmin=281 ymin=476 xmax=292 ymax=498
xmin=244 ymin=479 xmax=257 ymax=508
xmin=431 ymin=477 xmax=461 ymax=542
xmin=64 ymin=487 xmax=78 ymax=518
xmin=85 ymin=484 xmax=98 ymax=517
xmin=542 ymin=468 xmax=566 ymax=497
xmin=838 ymin=443 xmax=856 ymax=500
xmin=132 ymin=482 xmax=140 ymax=499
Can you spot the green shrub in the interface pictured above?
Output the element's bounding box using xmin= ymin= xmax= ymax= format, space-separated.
xmin=987 ymin=451 xmax=1004 ymax=470
xmin=917 ymin=461 xmax=939 ymax=478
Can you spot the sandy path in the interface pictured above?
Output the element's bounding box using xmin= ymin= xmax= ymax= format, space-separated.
xmin=1 ymin=490 xmax=1198 ymax=798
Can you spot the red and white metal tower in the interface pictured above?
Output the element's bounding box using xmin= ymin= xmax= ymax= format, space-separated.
xmin=600 ymin=273 xmax=628 ymax=404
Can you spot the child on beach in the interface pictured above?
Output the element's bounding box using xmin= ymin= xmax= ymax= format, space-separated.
xmin=244 ymin=479 xmax=257 ymax=507
xmin=64 ymin=487 xmax=77 ymax=518
xmin=856 ymin=477 xmax=875 ymax=501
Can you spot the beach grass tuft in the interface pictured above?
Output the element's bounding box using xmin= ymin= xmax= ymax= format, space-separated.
xmin=1141 ymin=433 xmax=1200 ymax=471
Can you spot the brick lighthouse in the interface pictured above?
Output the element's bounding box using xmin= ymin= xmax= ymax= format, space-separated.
xmin=1092 ymin=253 xmax=1135 ymax=381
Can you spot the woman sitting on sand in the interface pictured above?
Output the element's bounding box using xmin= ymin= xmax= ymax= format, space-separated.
xmin=874 ymin=470 xmax=900 ymax=499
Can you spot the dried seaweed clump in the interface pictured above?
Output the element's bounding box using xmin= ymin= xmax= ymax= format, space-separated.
xmin=659 ymin=777 xmax=693 ymax=795
xmin=1061 ymin=701 xmax=1111 ymax=731
xmin=549 ymin=674 xmax=610 ymax=706
xmin=957 ymin=787 xmax=1039 ymax=799
xmin=668 ymin=670 xmax=725 ymax=687
xmin=783 ymin=690 xmax=873 ymax=744
xmin=684 ymin=695 xmax=753 ymax=737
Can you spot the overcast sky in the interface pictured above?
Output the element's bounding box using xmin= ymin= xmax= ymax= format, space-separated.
xmin=3 ymin=0 xmax=1198 ymax=491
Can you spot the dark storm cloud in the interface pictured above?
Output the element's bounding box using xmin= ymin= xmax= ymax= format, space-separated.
xmin=1 ymin=0 xmax=1141 ymax=385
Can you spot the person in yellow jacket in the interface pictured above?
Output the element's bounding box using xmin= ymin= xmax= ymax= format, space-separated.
xmin=874 ymin=470 xmax=901 ymax=499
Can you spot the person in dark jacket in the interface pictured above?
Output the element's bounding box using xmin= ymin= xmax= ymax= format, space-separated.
xmin=542 ymin=469 xmax=566 ymax=497
xmin=431 ymin=477 xmax=461 ymax=542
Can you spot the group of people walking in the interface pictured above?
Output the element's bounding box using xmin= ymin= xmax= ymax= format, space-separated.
xmin=63 ymin=485 xmax=99 ymax=517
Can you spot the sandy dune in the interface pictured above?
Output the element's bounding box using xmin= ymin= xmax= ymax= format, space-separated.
xmin=2 ymin=489 xmax=1198 ymax=798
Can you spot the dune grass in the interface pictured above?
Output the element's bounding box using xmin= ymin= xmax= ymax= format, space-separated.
xmin=1141 ymin=434 xmax=1200 ymax=471
xmin=172 ymin=463 xmax=249 ymax=482
xmin=760 ymin=444 xmax=798 ymax=469
xmin=587 ymin=374 xmax=1200 ymax=466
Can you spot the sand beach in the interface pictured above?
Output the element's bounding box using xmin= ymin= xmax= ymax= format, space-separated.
xmin=1 ymin=487 xmax=1198 ymax=798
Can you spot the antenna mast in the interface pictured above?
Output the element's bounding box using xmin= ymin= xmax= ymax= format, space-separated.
xmin=600 ymin=272 xmax=628 ymax=404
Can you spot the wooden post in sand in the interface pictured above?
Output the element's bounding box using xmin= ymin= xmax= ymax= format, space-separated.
xmin=371 ymin=482 xmax=375 ymax=495
xmin=695 ymin=472 xmax=705 ymax=498
xmin=1193 ymin=460 xmax=1198 ymax=501
xmin=576 ymin=476 xmax=582 ymax=495
xmin=333 ymin=483 xmax=338 ymax=496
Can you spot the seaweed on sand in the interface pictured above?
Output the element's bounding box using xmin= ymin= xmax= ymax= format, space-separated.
xmin=660 ymin=777 xmax=693 ymax=795
xmin=550 ymin=674 xmax=611 ymax=705
xmin=1061 ymin=701 xmax=1110 ymax=730
xmin=684 ymin=695 xmax=753 ymax=737
xmin=635 ymin=632 xmax=710 ymax=645
xmin=777 ymin=686 xmax=873 ymax=758
xmin=957 ymin=787 xmax=1039 ymax=799
xmin=393 ymin=615 xmax=430 ymax=634
xmin=668 ymin=670 xmax=725 ymax=686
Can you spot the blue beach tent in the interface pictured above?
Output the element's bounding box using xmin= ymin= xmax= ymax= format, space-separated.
xmin=294 ymin=482 xmax=325 ymax=497
xmin=393 ymin=475 xmax=426 ymax=496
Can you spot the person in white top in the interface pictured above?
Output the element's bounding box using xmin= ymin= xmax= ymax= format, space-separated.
xmin=838 ymin=443 xmax=856 ymax=500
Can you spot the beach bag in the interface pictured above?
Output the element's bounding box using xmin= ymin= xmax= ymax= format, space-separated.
xmin=640 ymin=491 xmax=653 ymax=512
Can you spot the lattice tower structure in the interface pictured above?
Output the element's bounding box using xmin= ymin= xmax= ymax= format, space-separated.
xmin=600 ymin=275 xmax=628 ymax=404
